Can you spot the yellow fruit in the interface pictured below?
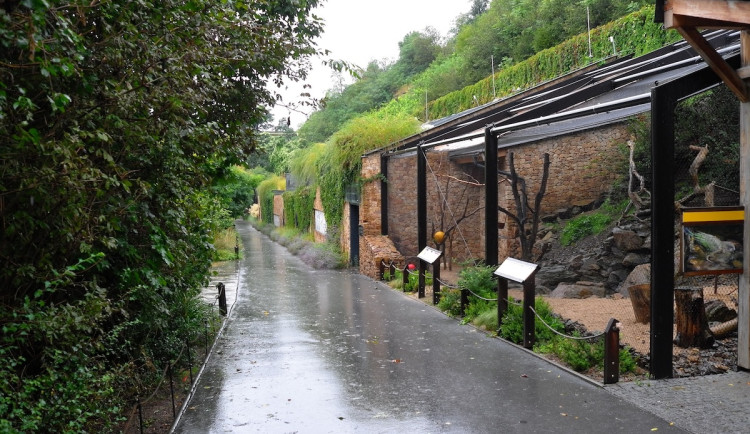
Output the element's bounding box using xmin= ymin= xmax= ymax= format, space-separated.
xmin=433 ymin=231 xmax=445 ymax=244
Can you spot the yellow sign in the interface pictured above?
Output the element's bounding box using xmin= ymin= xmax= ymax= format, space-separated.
xmin=682 ymin=208 xmax=744 ymax=224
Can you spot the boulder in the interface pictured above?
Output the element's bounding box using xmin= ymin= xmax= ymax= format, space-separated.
xmin=617 ymin=263 xmax=650 ymax=296
xmin=550 ymin=281 xmax=606 ymax=299
xmin=536 ymin=265 xmax=579 ymax=289
xmin=612 ymin=229 xmax=643 ymax=252
xmin=622 ymin=252 xmax=649 ymax=267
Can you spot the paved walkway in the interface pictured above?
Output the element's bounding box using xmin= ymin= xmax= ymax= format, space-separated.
xmin=171 ymin=221 xmax=747 ymax=433
xmin=604 ymin=371 xmax=750 ymax=434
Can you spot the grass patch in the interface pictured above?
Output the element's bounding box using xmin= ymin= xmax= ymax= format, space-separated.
xmin=212 ymin=226 xmax=240 ymax=261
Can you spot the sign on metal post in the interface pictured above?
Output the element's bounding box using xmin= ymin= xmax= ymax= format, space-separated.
xmin=494 ymin=258 xmax=539 ymax=349
xmin=418 ymin=247 xmax=443 ymax=304
xmin=417 ymin=246 xmax=442 ymax=264
xmin=493 ymin=257 xmax=539 ymax=283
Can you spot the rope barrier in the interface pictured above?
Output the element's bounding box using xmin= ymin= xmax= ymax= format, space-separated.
xmin=528 ymin=306 xmax=606 ymax=340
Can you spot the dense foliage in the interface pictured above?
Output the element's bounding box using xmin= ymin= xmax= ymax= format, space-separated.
xmin=0 ymin=0 xmax=324 ymax=430
xmin=294 ymin=1 xmax=658 ymax=144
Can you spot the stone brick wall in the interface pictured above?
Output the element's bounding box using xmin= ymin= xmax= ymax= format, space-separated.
xmin=361 ymin=154 xmax=382 ymax=237
xmin=386 ymin=151 xmax=419 ymax=257
xmin=499 ymin=123 xmax=630 ymax=258
xmin=358 ymin=122 xmax=630 ymax=265
xmin=359 ymin=235 xmax=403 ymax=280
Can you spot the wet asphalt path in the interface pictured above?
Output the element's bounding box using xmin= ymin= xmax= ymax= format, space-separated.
xmin=173 ymin=221 xmax=683 ymax=433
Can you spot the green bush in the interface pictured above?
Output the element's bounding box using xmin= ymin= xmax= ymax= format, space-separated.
xmin=437 ymin=288 xmax=462 ymax=317
xmin=446 ymin=264 xmax=498 ymax=322
xmin=499 ymin=297 xmax=564 ymax=344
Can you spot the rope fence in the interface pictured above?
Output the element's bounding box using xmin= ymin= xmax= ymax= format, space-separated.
xmin=378 ymin=258 xmax=621 ymax=384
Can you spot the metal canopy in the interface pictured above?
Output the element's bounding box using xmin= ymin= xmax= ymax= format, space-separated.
xmin=373 ymin=30 xmax=740 ymax=160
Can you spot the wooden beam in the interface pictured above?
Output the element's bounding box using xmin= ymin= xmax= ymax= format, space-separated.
xmin=677 ymin=26 xmax=750 ymax=102
xmin=738 ymin=30 xmax=750 ymax=370
xmin=665 ymin=0 xmax=750 ymax=26
xmin=665 ymin=12 xmax=750 ymax=30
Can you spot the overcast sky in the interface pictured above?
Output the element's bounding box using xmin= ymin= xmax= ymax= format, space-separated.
xmin=271 ymin=0 xmax=472 ymax=128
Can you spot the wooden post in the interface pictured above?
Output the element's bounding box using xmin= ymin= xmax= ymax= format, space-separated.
xmin=379 ymin=260 xmax=385 ymax=281
xmin=739 ymin=30 xmax=750 ymax=369
xmin=460 ymin=288 xmax=468 ymax=317
xmin=432 ymin=260 xmax=441 ymax=305
xmin=217 ymin=282 xmax=227 ymax=316
xmin=418 ymin=259 xmax=426 ymax=299
xmin=522 ymin=278 xmax=535 ymax=349
xmin=497 ymin=278 xmax=508 ymax=330
xmin=402 ymin=263 xmax=409 ymax=292
xmin=603 ymin=318 xmax=620 ymax=384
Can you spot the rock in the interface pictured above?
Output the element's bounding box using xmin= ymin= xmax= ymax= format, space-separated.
xmin=536 ymin=265 xmax=579 ymax=289
xmin=580 ymin=258 xmax=601 ymax=273
xmin=612 ymin=229 xmax=643 ymax=252
xmin=705 ymin=299 xmax=737 ymax=323
xmin=622 ymin=252 xmax=649 ymax=267
xmin=569 ymin=255 xmax=584 ymax=270
xmin=550 ymin=281 xmax=606 ymax=299
xmin=617 ymin=264 xmax=651 ymax=296
xmin=555 ymin=208 xmax=571 ymax=219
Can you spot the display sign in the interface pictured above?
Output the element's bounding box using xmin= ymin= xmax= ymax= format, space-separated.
xmin=681 ymin=207 xmax=744 ymax=276
xmin=494 ymin=257 xmax=539 ymax=283
xmin=417 ymin=246 xmax=442 ymax=264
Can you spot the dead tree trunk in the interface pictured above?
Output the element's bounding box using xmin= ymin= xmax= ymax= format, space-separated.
xmin=499 ymin=152 xmax=550 ymax=261
xmin=675 ymin=144 xmax=715 ymax=209
xmin=674 ymin=286 xmax=715 ymax=348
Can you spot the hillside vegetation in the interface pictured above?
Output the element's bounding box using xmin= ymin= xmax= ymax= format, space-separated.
xmin=252 ymin=2 xmax=680 ymax=240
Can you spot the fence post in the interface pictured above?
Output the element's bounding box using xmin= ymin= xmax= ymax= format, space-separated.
xmin=186 ymin=337 xmax=193 ymax=385
xmin=402 ymin=264 xmax=409 ymax=292
xmin=418 ymin=260 xmax=426 ymax=299
xmin=137 ymin=397 xmax=144 ymax=434
xmin=604 ymin=318 xmax=620 ymax=384
xmin=432 ymin=260 xmax=441 ymax=305
xmin=460 ymin=288 xmax=468 ymax=316
xmin=390 ymin=262 xmax=396 ymax=280
xmin=497 ymin=278 xmax=508 ymax=332
xmin=217 ymin=282 xmax=227 ymax=316
xmin=169 ymin=363 xmax=176 ymax=419
xmin=523 ymin=279 xmax=535 ymax=349
xmin=204 ymin=319 xmax=209 ymax=356
xmin=379 ymin=260 xmax=385 ymax=280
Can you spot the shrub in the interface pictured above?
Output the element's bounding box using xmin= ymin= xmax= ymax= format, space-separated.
xmin=437 ymin=288 xmax=463 ymax=317
xmin=455 ymin=264 xmax=497 ymax=322
xmin=499 ymin=297 xmax=564 ymax=343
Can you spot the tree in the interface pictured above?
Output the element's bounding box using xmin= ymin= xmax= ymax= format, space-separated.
xmin=0 ymin=0 xmax=325 ymax=430
xmin=498 ymin=152 xmax=551 ymax=261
